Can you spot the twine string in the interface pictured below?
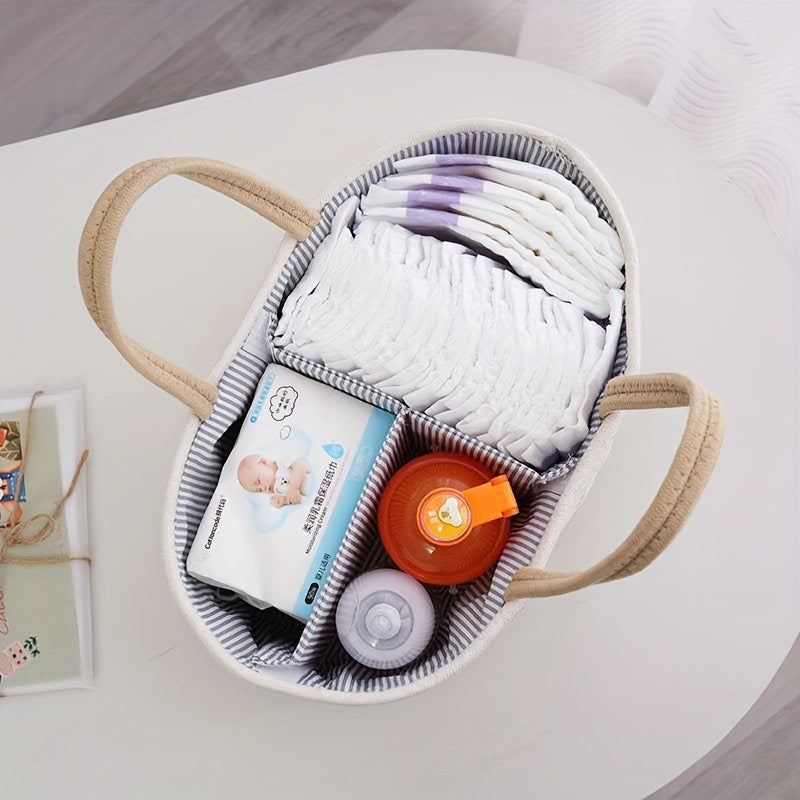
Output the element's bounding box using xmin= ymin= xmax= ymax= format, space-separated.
xmin=0 ymin=391 xmax=90 ymax=566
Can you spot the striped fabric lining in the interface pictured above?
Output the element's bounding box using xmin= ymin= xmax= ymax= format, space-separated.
xmin=171 ymin=130 xmax=628 ymax=694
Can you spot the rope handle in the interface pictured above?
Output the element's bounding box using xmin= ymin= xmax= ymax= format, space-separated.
xmin=78 ymin=157 xmax=320 ymax=419
xmin=505 ymin=372 xmax=724 ymax=600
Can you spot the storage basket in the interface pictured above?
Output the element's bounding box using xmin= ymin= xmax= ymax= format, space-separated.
xmin=78 ymin=120 xmax=723 ymax=704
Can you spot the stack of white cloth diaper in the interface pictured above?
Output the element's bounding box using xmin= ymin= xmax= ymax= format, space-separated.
xmin=274 ymin=178 xmax=624 ymax=469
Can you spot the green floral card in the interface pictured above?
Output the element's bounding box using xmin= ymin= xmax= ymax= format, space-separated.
xmin=0 ymin=390 xmax=91 ymax=694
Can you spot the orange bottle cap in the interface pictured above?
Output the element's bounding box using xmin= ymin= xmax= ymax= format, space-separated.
xmin=378 ymin=452 xmax=520 ymax=585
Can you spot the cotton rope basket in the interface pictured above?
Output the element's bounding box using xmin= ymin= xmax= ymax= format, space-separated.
xmin=78 ymin=120 xmax=723 ymax=704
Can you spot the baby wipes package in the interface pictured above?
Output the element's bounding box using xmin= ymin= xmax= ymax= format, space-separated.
xmin=187 ymin=364 xmax=394 ymax=621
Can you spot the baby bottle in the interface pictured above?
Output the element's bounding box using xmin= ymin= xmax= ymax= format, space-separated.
xmin=336 ymin=569 xmax=435 ymax=670
xmin=377 ymin=452 xmax=518 ymax=585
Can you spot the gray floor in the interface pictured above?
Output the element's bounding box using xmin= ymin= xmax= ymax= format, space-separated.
xmin=1 ymin=1 xmax=798 ymax=796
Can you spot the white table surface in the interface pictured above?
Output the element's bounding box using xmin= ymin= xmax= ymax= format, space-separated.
xmin=2 ymin=50 xmax=798 ymax=799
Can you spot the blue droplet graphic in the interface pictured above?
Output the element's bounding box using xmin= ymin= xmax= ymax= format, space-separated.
xmin=323 ymin=443 xmax=345 ymax=459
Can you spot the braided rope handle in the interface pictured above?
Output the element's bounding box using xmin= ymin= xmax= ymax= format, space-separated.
xmin=506 ymin=372 xmax=724 ymax=600
xmin=78 ymin=157 xmax=319 ymax=419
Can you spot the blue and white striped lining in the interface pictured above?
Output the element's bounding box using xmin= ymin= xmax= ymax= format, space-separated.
xmin=171 ymin=130 xmax=628 ymax=694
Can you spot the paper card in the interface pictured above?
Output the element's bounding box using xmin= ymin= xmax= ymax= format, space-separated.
xmin=0 ymin=390 xmax=92 ymax=694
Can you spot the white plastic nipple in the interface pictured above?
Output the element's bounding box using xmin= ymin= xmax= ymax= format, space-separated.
xmin=364 ymin=603 xmax=403 ymax=640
